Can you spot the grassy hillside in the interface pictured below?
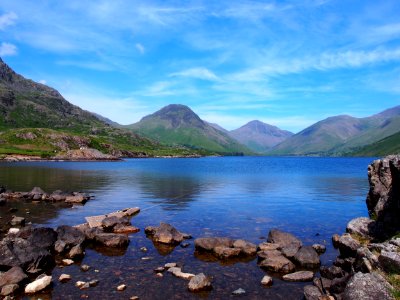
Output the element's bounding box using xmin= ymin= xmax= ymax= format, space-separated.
xmin=127 ymin=104 xmax=252 ymax=155
xmin=347 ymin=131 xmax=400 ymax=157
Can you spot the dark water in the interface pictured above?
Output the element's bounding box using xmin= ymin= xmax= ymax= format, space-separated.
xmin=0 ymin=157 xmax=373 ymax=299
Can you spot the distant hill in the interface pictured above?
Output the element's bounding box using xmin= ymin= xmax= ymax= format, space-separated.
xmin=348 ymin=131 xmax=400 ymax=157
xmin=0 ymin=58 xmax=199 ymax=158
xmin=205 ymin=121 xmax=229 ymax=133
xmin=229 ymin=120 xmax=293 ymax=153
xmin=126 ymin=104 xmax=252 ymax=155
xmin=268 ymin=106 xmax=400 ymax=156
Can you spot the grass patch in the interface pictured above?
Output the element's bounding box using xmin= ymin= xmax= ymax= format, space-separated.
xmin=388 ymin=274 xmax=400 ymax=300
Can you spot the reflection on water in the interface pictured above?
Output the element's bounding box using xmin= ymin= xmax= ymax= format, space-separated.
xmin=0 ymin=157 xmax=373 ymax=299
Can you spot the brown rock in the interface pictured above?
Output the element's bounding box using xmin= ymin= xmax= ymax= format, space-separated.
xmin=194 ymin=237 xmax=234 ymax=251
xmin=214 ymin=246 xmax=241 ymax=259
xmin=188 ymin=273 xmax=212 ymax=292
xmin=282 ymin=271 xmax=314 ymax=282
xmin=258 ymin=250 xmax=295 ymax=273
xmin=293 ymin=246 xmax=320 ymax=268
xmin=267 ymin=229 xmax=302 ymax=248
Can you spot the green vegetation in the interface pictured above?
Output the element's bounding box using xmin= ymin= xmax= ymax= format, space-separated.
xmin=348 ymin=131 xmax=400 ymax=157
xmin=387 ymin=273 xmax=400 ymax=299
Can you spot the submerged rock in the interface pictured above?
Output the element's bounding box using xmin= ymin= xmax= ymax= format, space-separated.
xmin=145 ymin=223 xmax=187 ymax=245
xmin=188 ymin=273 xmax=212 ymax=292
xmin=232 ymin=288 xmax=246 ymax=295
xmin=194 ymin=237 xmax=233 ymax=251
xmin=267 ymin=229 xmax=302 ymax=249
xmin=258 ymin=250 xmax=295 ymax=273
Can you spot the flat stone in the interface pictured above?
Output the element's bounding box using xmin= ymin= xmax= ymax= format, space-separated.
xmin=232 ymin=288 xmax=246 ymax=295
xmin=167 ymin=267 xmax=195 ymax=280
xmin=75 ymin=281 xmax=86 ymax=288
xmin=188 ymin=273 xmax=212 ymax=292
xmin=261 ymin=275 xmax=273 ymax=286
xmin=258 ymin=242 xmax=280 ymax=251
xmin=282 ymin=271 xmax=314 ymax=282
xmin=145 ymin=223 xmax=185 ymax=244
xmin=59 ymin=274 xmax=71 ymax=283
xmin=154 ymin=267 xmax=165 ymax=273
xmin=25 ymin=275 xmax=52 ymax=294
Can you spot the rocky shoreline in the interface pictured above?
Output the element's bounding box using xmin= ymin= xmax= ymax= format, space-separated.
xmin=0 ymin=155 xmax=399 ymax=299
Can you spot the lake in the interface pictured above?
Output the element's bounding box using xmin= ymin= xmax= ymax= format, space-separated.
xmin=0 ymin=156 xmax=374 ymax=299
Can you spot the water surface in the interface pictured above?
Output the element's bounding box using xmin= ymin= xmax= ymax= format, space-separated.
xmin=0 ymin=156 xmax=373 ymax=299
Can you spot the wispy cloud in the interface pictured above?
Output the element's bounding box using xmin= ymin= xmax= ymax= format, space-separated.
xmin=0 ymin=42 xmax=17 ymax=56
xmin=0 ymin=12 xmax=17 ymax=30
xmin=135 ymin=43 xmax=145 ymax=54
xmin=169 ymin=67 xmax=220 ymax=81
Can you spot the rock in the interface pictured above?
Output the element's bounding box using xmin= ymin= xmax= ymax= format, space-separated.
xmin=378 ymin=250 xmax=400 ymax=273
xmin=355 ymin=247 xmax=379 ymax=272
xmin=140 ymin=247 xmax=148 ymax=252
xmin=368 ymin=242 xmax=398 ymax=253
xmin=390 ymin=237 xmax=400 ymax=247
xmin=258 ymin=242 xmax=280 ymax=251
xmin=293 ymin=246 xmax=320 ymax=268
xmin=303 ymin=285 xmax=323 ymax=300
xmin=366 ymin=155 xmax=400 ymax=238
xmin=194 ymin=237 xmax=234 ymax=251
xmin=55 ymin=225 xmax=86 ymax=254
xmin=332 ymin=234 xmax=341 ymax=248
xmin=113 ymin=224 xmax=140 ymax=234
xmin=8 ymin=228 xmax=19 ymax=235
xmin=343 ymin=272 xmax=394 ymax=300
xmin=167 ymin=267 xmax=195 ymax=280
xmin=0 ymin=198 xmax=6 ymax=205
xmin=312 ymin=244 xmax=326 ymax=254
xmin=330 ymin=273 xmax=351 ymax=294
xmin=154 ymin=267 xmax=165 ymax=273
xmin=65 ymin=194 xmax=87 ymax=204
xmin=261 ymin=275 xmax=273 ymax=287
xmin=94 ymin=232 xmax=129 ymax=248
xmin=0 ymin=266 xmax=28 ymax=288
xmin=62 ymin=259 xmax=74 ymax=266
xmin=346 ymin=217 xmax=376 ymax=239
xmin=283 ymin=271 xmax=314 ymax=282
xmin=123 ymin=207 xmax=140 ymax=216
xmin=101 ymin=216 xmax=130 ymax=232
xmin=1 ymin=284 xmax=19 ymax=296
xmin=232 ymin=288 xmax=246 ymax=295
xmin=267 ymin=229 xmax=302 ymax=249
xmin=49 ymin=190 xmax=67 ymax=201
xmin=130 ymin=297 xmax=139 ymax=300
xmin=68 ymin=244 xmax=85 ymax=259
xmin=258 ymin=250 xmax=296 ymax=273
xmin=145 ymin=223 xmax=186 ymax=244
xmin=333 ymin=257 xmax=355 ymax=273
xmin=75 ymin=281 xmax=87 ymax=288
xmin=24 ymin=275 xmax=52 ymax=294
xmin=165 ymin=262 xmax=177 ymax=268
xmin=188 ymin=273 xmax=212 ymax=292
xmin=29 ymin=187 xmax=46 ymax=198
xmin=10 ymin=216 xmax=25 ymax=226
xmin=59 ymin=274 xmax=71 ymax=283
xmin=320 ymin=266 xmax=345 ymax=280
xmin=81 ymin=264 xmax=90 ymax=272
xmin=117 ymin=284 xmax=126 ymax=291
xmin=181 ymin=242 xmax=190 ymax=248
xmin=89 ymin=280 xmax=99 ymax=287
xmin=214 ymin=246 xmax=241 ymax=259
xmin=232 ymin=239 xmax=257 ymax=256
xmin=337 ymin=234 xmax=361 ymax=258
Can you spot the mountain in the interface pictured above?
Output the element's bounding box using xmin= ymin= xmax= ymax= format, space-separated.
xmin=205 ymin=121 xmax=229 ymax=133
xmin=348 ymin=131 xmax=400 ymax=156
xmin=126 ymin=104 xmax=252 ymax=154
xmin=269 ymin=106 xmax=400 ymax=156
xmin=0 ymin=58 xmax=198 ymax=158
xmin=229 ymin=120 xmax=293 ymax=153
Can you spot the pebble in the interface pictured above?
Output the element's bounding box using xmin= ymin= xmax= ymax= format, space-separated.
xmin=89 ymin=280 xmax=99 ymax=287
xmin=62 ymin=259 xmax=74 ymax=266
xmin=59 ymin=274 xmax=72 ymax=283
xmin=140 ymin=247 xmax=148 ymax=252
xmin=156 ymin=273 xmax=163 ymax=278
xmin=75 ymin=281 xmax=87 ymax=289
xmin=232 ymin=288 xmax=246 ymax=295
xmin=94 ymin=269 xmax=100 ymax=273
xmin=81 ymin=264 xmax=90 ymax=272
xmin=8 ymin=228 xmax=20 ymax=234
xmin=154 ymin=267 xmax=165 ymax=273
xmin=261 ymin=275 xmax=273 ymax=287
xmin=117 ymin=284 xmax=127 ymax=291
xmin=141 ymin=257 xmax=152 ymax=261
xmin=130 ymin=297 xmax=139 ymax=300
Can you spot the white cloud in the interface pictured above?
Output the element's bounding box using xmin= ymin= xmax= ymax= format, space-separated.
xmin=0 ymin=42 xmax=17 ymax=56
xmin=0 ymin=12 xmax=17 ymax=30
xmin=135 ymin=43 xmax=145 ymax=54
xmin=169 ymin=67 xmax=220 ymax=81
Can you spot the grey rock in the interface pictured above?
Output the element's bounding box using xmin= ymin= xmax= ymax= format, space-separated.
xmin=258 ymin=250 xmax=296 ymax=273
xmin=188 ymin=273 xmax=212 ymax=292
xmin=346 ymin=217 xmax=376 ymax=239
xmin=214 ymin=246 xmax=241 ymax=259
xmin=194 ymin=237 xmax=234 ymax=251
xmin=378 ymin=250 xmax=400 ymax=273
xmin=293 ymin=246 xmax=320 ymax=268
xmin=343 ymin=272 xmax=394 ymax=300
xmin=232 ymin=288 xmax=246 ymax=295
xmin=267 ymin=229 xmax=302 ymax=249
xmin=59 ymin=274 xmax=71 ymax=283
xmin=55 ymin=225 xmax=86 ymax=254
xmin=303 ymin=285 xmax=322 ymax=300
xmin=320 ymin=266 xmax=345 ymax=280
xmin=25 ymin=275 xmax=52 ymax=294
xmin=0 ymin=266 xmax=27 ymax=288
xmin=337 ymin=234 xmax=361 ymax=258
xmin=101 ymin=216 xmax=130 ymax=232
xmin=93 ymin=232 xmax=129 ymax=248
xmin=330 ymin=273 xmax=351 ymax=294
xmin=261 ymin=275 xmax=273 ymax=286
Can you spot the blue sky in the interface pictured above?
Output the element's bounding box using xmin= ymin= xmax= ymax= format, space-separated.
xmin=0 ymin=0 xmax=399 ymax=133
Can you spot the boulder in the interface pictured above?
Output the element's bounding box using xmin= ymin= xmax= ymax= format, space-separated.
xmin=378 ymin=250 xmax=400 ymax=273
xmin=337 ymin=234 xmax=361 ymax=258
xmin=303 ymin=285 xmax=323 ymax=300
xmin=293 ymin=246 xmax=320 ymax=268
xmin=55 ymin=225 xmax=85 ymax=254
xmin=65 ymin=194 xmax=87 ymax=204
xmin=343 ymin=272 xmax=394 ymax=300
xmin=188 ymin=273 xmax=212 ymax=292
xmin=25 ymin=275 xmax=52 ymax=294
xmin=145 ymin=223 xmax=186 ymax=244
xmin=94 ymin=232 xmax=129 ymax=248
xmin=49 ymin=190 xmax=67 ymax=201
xmin=258 ymin=250 xmax=295 ymax=273
xmin=312 ymin=244 xmax=326 ymax=254
xmin=258 ymin=242 xmax=280 ymax=251
xmin=320 ymin=266 xmax=345 ymax=280
xmin=282 ymin=271 xmax=314 ymax=282
xmin=366 ymin=155 xmax=400 ymax=238
xmin=0 ymin=266 xmax=28 ymax=288
xmin=346 ymin=217 xmax=376 ymax=239
xmin=194 ymin=237 xmax=234 ymax=252
xmin=261 ymin=275 xmax=273 ymax=286
xmin=101 ymin=216 xmax=130 ymax=232
xmin=233 ymin=239 xmax=257 ymax=256
xmin=214 ymin=246 xmax=241 ymax=259
xmin=28 ymin=187 xmax=46 ymax=199
xmin=267 ymin=229 xmax=302 ymax=249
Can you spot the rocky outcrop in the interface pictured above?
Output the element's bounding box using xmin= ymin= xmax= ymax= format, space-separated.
xmin=194 ymin=237 xmax=257 ymax=260
xmin=366 ymin=155 xmax=400 ymax=238
xmin=343 ymin=272 xmax=394 ymax=300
